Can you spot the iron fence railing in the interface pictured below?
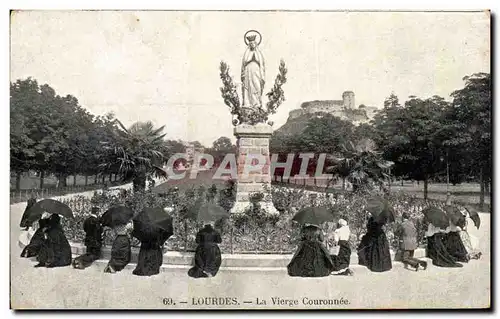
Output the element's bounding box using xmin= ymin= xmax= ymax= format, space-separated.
xmin=10 ymin=182 xmax=123 ymax=204
xmin=59 ymin=196 xmax=300 ymax=254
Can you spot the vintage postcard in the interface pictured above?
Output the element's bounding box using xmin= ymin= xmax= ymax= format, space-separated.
xmin=10 ymin=10 xmax=491 ymax=310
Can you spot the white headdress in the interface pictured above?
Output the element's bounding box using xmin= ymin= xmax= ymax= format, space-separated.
xmin=164 ymin=206 xmax=174 ymax=214
xmin=41 ymin=212 xmax=52 ymax=219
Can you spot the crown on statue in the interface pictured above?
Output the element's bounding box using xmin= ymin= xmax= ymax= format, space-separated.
xmin=246 ymin=35 xmax=257 ymax=42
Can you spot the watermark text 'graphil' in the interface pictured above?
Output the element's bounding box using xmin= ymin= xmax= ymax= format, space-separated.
xmin=164 ymin=153 xmax=333 ymax=180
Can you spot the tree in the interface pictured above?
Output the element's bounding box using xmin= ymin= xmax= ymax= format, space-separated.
xmin=326 ymin=139 xmax=393 ymax=192
xmin=190 ymin=141 xmax=205 ymax=149
xmin=10 ymin=78 xmax=39 ymax=191
xmin=269 ymin=114 xmax=357 ymax=178
xmin=10 ymin=79 xmax=79 ymax=189
xmin=210 ymin=136 xmax=235 ymax=166
xmin=447 ymin=73 xmax=491 ymax=208
xmin=383 ymin=92 xmax=400 ymax=108
xmin=164 ymin=139 xmax=186 ymax=157
xmin=43 ymin=91 xmax=89 ymax=188
xmin=294 ymin=114 xmax=356 ymax=154
xmin=212 ymin=136 xmax=233 ymax=152
xmin=353 ymin=123 xmax=378 ymax=143
xmin=101 ymin=120 xmax=168 ymax=192
xmin=84 ymin=112 xmax=119 ymax=185
xmin=373 ymin=95 xmax=449 ymax=199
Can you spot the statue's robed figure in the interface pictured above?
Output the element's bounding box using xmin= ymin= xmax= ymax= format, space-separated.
xmin=241 ymin=31 xmax=265 ymax=109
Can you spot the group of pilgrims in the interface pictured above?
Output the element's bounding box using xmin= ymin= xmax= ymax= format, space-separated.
xmin=19 ymin=195 xmax=482 ymax=278
xmin=287 ymin=198 xmax=482 ymax=277
xmin=19 ymin=197 xmax=223 ymax=278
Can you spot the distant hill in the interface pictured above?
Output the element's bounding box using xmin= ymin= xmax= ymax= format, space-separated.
xmin=274 ymin=112 xmax=329 ymax=136
xmin=276 ymin=91 xmax=381 ymax=137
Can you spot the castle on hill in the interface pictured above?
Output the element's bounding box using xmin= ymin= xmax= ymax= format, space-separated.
xmin=275 ymin=91 xmax=379 ymax=136
xmin=287 ymin=91 xmax=378 ymax=123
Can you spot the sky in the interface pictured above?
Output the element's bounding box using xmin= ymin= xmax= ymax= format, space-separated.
xmin=10 ymin=10 xmax=490 ymax=146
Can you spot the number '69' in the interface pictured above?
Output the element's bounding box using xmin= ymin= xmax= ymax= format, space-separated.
xmin=163 ymin=298 xmax=174 ymax=305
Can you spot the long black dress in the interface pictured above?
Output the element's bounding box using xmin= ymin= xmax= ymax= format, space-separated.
xmin=331 ymin=240 xmax=351 ymax=272
xmin=21 ymin=218 xmax=49 ymax=258
xmin=444 ymin=231 xmax=469 ymax=263
xmin=72 ymin=216 xmax=103 ymax=269
xmin=427 ymin=232 xmax=462 ymax=267
xmin=357 ymin=217 xmax=392 ymax=272
xmin=105 ymin=235 xmax=131 ymax=272
xmin=188 ymin=225 xmax=222 ymax=278
xmin=132 ymin=225 xmax=171 ymax=277
xmin=36 ymin=215 xmax=72 ymax=268
xmin=287 ymin=225 xmax=334 ymax=277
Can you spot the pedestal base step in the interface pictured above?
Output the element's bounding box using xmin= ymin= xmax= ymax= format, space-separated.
xmin=19 ymin=236 xmax=427 ymax=268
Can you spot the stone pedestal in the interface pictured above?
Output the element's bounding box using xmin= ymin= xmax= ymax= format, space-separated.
xmin=230 ymin=123 xmax=279 ymax=215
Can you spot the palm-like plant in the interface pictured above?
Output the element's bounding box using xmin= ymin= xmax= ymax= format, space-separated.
xmin=326 ymin=139 xmax=394 ymax=192
xmin=101 ymin=120 xmax=168 ymax=192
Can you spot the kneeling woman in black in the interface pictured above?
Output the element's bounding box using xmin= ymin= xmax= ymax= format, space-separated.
xmin=188 ymin=222 xmax=222 ymax=278
xmin=287 ymin=224 xmax=334 ymax=277
xmin=36 ymin=214 xmax=72 ymax=268
xmin=357 ymin=217 xmax=392 ymax=272
xmin=426 ymin=223 xmax=463 ymax=268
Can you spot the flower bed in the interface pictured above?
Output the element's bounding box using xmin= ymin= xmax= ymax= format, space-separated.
xmin=60 ymin=183 xmax=454 ymax=254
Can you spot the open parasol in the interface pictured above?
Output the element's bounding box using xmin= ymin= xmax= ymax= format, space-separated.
xmin=23 ymin=199 xmax=73 ymax=226
xmin=464 ymin=206 xmax=481 ymax=229
xmin=20 ymin=197 xmax=38 ymax=228
xmin=132 ymin=207 xmax=174 ymax=243
xmin=292 ymin=206 xmax=335 ymax=226
xmin=422 ymin=206 xmax=450 ymax=229
xmin=100 ymin=205 xmax=134 ymax=228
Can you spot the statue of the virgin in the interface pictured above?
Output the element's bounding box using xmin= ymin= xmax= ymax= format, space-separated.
xmin=241 ymin=31 xmax=265 ymax=110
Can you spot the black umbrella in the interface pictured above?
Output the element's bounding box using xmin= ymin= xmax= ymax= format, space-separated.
xmin=132 ymin=207 xmax=174 ymax=242
xmin=292 ymin=206 xmax=334 ymax=225
xmin=24 ymin=199 xmax=74 ymax=226
xmin=464 ymin=206 xmax=481 ymax=229
xmin=443 ymin=205 xmax=465 ymax=227
xmin=20 ymin=197 xmax=38 ymax=228
xmin=100 ymin=205 xmax=134 ymax=228
xmin=365 ymin=196 xmax=395 ymax=224
xmin=422 ymin=206 xmax=450 ymax=229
